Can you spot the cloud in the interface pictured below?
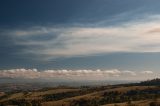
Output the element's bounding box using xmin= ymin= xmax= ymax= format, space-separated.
xmin=141 ymin=71 xmax=153 ymax=74
xmin=122 ymin=71 xmax=136 ymax=76
xmin=0 ymin=69 xmax=39 ymax=79
xmin=147 ymin=28 xmax=160 ymax=34
xmin=2 ymin=15 xmax=160 ymax=60
xmin=0 ymin=69 xmax=155 ymax=80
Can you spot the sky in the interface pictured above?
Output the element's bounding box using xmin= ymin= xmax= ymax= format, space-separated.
xmin=0 ymin=0 xmax=160 ymax=81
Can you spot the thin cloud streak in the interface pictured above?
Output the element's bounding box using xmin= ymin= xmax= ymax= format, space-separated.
xmin=2 ymin=15 xmax=160 ymax=60
xmin=141 ymin=71 xmax=153 ymax=74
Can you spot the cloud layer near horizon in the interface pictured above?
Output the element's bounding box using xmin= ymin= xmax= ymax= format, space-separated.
xmin=0 ymin=69 xmax=154 ymax=80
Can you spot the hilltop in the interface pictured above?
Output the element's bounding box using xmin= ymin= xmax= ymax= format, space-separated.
xmin=139 ymin=78 xmax=160 ymax=86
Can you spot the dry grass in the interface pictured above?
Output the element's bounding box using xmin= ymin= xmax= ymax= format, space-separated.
xmin=0 ymin=88 xmax=79 ymax=102
xmin=41 ymin=86 xmax=157 ymax=106
xmin=0 ymin=85 xmax=159 ymax=106
xmin=26 ymin=88 xmax=79 ymax=97
xmin=102 ymin=99 xmax=160 ymax=106
xmin=0 ymin=92 xmax=5 ymax=97
xmin=101 ymin=86 xmax=156 ymax=93
xmin=0 ymin=92 xmax=24 ymax=102
xmin=41 ymin=94 xmax=100 ymax=106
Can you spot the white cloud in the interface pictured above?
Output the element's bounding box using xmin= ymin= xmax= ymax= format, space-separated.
xmin=141 ymin=71 xmax=153 ymax=74
xmin=0 ymin=69 xmax=156 ymax=80
xmin=3 ymin=14 xmax=160 ymax=59
xmin=122 ymin=71 xmax=136 ymax=76
xmin=0 ymin=69 xmax=39 ymax=79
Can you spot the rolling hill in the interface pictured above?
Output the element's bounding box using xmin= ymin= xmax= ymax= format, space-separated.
xmin=0 ymin=79 xmax=160 ymax=106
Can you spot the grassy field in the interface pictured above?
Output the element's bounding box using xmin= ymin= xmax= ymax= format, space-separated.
xmin=0 ymin=79 xmax=160 ymax=106
xmin=41 ymin=86 xmax=159 ymax=106
xmin=103 ymin=99 xmax=160 ymax=106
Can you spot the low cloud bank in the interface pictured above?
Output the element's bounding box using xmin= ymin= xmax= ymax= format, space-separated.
xmin=0 ymin=69 xmax=154 ymax=80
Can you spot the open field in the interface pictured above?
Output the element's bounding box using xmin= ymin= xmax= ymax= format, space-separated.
xmin=102 ymin=99 xmax=160 ymax=106
xmin=0 ymin=79 xmax=160 ymax=106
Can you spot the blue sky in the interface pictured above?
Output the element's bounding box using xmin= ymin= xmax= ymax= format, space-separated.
xmin=0 ymin=0 xmax=160 ymax=80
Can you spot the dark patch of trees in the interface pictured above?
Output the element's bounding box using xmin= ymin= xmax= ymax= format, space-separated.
xmin=140 ymin=78 xmax=160 ymax=86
